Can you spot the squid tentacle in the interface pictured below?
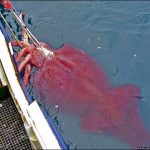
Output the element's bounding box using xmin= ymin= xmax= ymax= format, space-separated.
xmin=11 ymin=40 xmax=30 ymax=48
xmin=23 ymin=63 xmax=31 ymax=86
xmin=18 ymin=54 xmax=31 ymax=72
xmin=16 ymin=47 xmax=29 ymax=62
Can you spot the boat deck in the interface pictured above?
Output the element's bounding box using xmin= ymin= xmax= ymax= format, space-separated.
xmin=0 ymin=86 xmax=32 ymax=150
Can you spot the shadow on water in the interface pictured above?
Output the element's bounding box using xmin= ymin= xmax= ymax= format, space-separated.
xmin=5 ymin=1 xmax=150 ymax=149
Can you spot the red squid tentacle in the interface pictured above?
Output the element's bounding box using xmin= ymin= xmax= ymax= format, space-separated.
xmin=23 ymin=63 xmax=31 ymax=86
xmin=11 ymin=40 xmax=30 ymax=48
xmin=18 ymin=54 xmax=31 ymax=72
xmin=16 ymin=47 xmax=29 ymax=62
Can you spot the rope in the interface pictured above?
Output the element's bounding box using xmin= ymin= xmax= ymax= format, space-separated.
xmin=1 ymin=3 xmax=54 ymax=56
xmin=0 ymin=11 xmax=22 ymax=48
xmin=11 ymin=7 xmax=40 ymax=46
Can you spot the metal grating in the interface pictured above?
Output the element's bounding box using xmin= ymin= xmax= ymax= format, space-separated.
xmin=0 ymin=93 xmax=32 ymax=150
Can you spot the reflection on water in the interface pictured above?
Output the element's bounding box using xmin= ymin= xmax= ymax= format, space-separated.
xmin=8 ymin=1 xmax=150 ymax=149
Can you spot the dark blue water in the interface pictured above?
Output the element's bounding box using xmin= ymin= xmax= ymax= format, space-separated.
xmin=10 ymin=1 xmax=150 ymax=149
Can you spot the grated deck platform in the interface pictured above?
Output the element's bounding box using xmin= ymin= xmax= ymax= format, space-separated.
xmin=0 ymin=86 xmax=32 ymax=150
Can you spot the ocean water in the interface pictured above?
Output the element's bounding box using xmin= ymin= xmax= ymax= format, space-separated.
xmin=7 ymin=1 xmax=150 ymax=149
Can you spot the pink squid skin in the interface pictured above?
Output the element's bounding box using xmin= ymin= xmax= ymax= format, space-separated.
xmin=12 ymin=41 xmax=150 ymax=148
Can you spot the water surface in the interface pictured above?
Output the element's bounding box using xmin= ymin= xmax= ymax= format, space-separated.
xmin=10 ymin=1 xmax=150 ymax=149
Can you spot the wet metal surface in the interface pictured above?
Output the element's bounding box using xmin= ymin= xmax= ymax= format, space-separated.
xmin=0 ymin=94 xmax=32 ymax=150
